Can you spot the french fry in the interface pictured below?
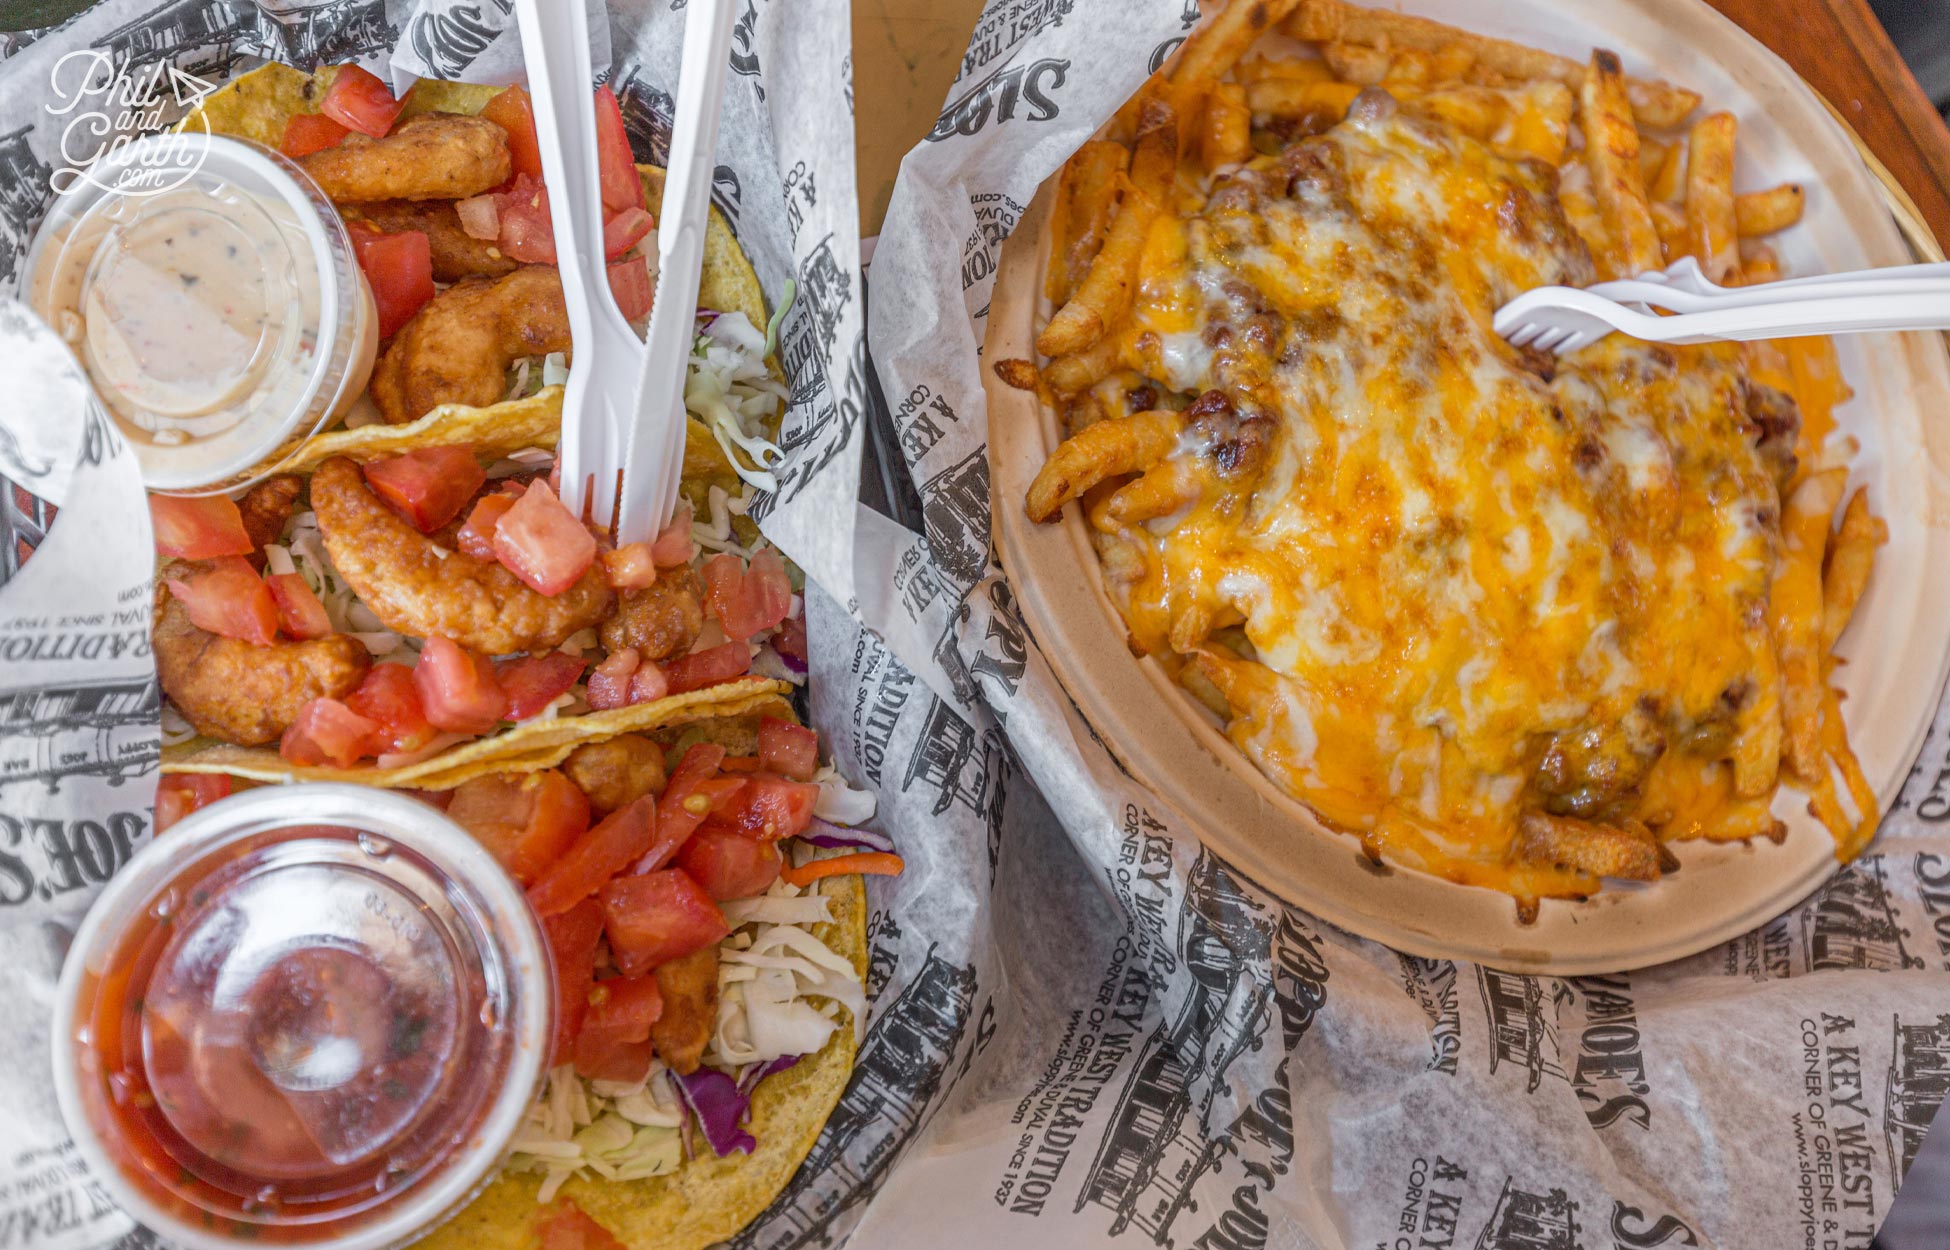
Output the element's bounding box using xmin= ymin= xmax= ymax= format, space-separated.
xmin=1127 ymin=98 xmax=1180 ymax=204
xmin=1103 ymin=460 xmax=1202 ymax=525
xmin=1774 ymin=468 xmax=1848 ymax=778
xmin=1684 ymin=112 xmax=1739 ymax=282
xmin=1246 ymin=79 xmax=1363 ymax=124
xmin=1822 ymin=487 xmax=1886 ymax=650
xmin=1286 ymin=0 xmax=1700 ymax=126
xmin=1648 ymin=139 xmax=1687 ymax=203
xmin=1036 ymin=177 xmax=1156 ymax=358
xmin=992 ymin=358 xmax=1042 ymax=393
xmin=1735 ymin=183 xmax=1806 ymax=236
xmin=1407 ymin=86 xmax=1505 ymax=143
xmin=1048 ymin=140 xmax=1129 ymax=304
xmin=1168 ymin=0 xmax=1305 ymax=136
xmin=1579 ymin=50 xmax=1664 ymax=279
xmin=1732 ymin=642 xmax=1783 ymax=798
xmin=1650 ymin=198 xmax=1687 ymax=265
xmin=1322 ymin=40 xmax=1391 ymax=86
xmin=1513 ymin=812 xmax=1663 ymax=882
xmin=1026 ymin=410 xmax=1185 ymax=523
xmin=1381 ymin=46 xmax=1437 ymax=88
xmin=1497 ymin=81 xmax=1572 ymax=164
xmin=1042 ymin=339 xmax=1123 ymax=396
xmin=1737 ymin=240 xmax=1780 ymax=284
xmin=1556 ymin=162 xmax=1610 ymax=263
xmin=1237 ymin=54 xmax=1335 ymax=85
xmin=1201 ymin=82 xmax=1253 ymax=171
xmin=1637 ymin=136 xmax=1668 ymax=187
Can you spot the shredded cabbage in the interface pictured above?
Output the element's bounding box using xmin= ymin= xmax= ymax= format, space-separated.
xmin=686 ymin=312 xmax=788 ymax=493
xmin=812 ymin=763 xmax=878 ymax=825
xmin=160 ymin=704 xmax=197 ymax=747
xmin=693 ymin=483 xmax=757 ymax=559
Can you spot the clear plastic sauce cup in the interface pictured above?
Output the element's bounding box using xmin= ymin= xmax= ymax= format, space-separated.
xmin=52 ymin=785 xmax=552 ymax=1250
xmin=25 ymin=134 xmax=377 ymax=494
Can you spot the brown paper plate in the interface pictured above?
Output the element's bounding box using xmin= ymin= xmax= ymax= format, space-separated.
xmin=984 ymin=0 xmax=1950 ymax=973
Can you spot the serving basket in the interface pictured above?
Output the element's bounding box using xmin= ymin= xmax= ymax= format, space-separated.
xmin=983 ymin=0 xmax=1950 ymax=973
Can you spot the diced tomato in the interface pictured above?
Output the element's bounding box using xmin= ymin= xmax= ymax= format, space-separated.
xmin=401 ymin=787 xmax=453 ymax=811
xmin=701 ymin=549 xmax=793 ymax=641
xmin=449 ymin=769 xmax=591 ymax=885
xmin=773 ymin=613 xmax=808 ymax=667
xmin=457 ymin=489 xmax=518 ymax=561
xmin=586 ymin=648 xmax=638 ymax=712
xmin=155 ymin=774 xmax=232 ymax=835
xmin=526 ymin=795 xmax=660 ymax=917
xmin=627 ymin=661 xmax=668 ymax=706
xmin=572 ymin=973 xmax=663 ymax=1079
xmin=603 ymin=206 xmax=653 ymax=259
xmin=320 ymin=64 xmax=404 ymax=138
xmin=607 ymin=255 xmax=653 ymax=322
xmin=651 ymin=506 xmax=695 ymax=567
xmin=150 ymin=494 xmax=252 ymax=560
xmin=663 ymin=641 xmax=753 ymax=694
xmin=280 ymin=112 xmax=350 ymax=158
xmin=538 ymin=1201 xmax=628 ymax=1250
xmin=656 ymin=744 xmax=740 ymax=846
xmin=480 ymin=84 xmax=543 ymax=179
xmin=348 ymin=223 xmax=435 ymax=338
xmin=413 ymin=637 xmax=509 ymax=734
xmin=454 ymin=192 xmax=500 ymax=241
xmin=166 ymin=557 xmax=279 ymax=645
xmin=600 ymin=869 xmax=728 ymax=977
xmin=265 ymin=572 xmax=331 ymax=641
xmin=280 ymin=698 xmax=381 ymax=768
xmin=541 ymin=898 xmax=605 ymax=1064
xmin=493 ymin=481 xmax=598 ymax=597
xmin=602 ymin=542 xmax=657 ymax=591
xmin=567 ymin=1032 xmax=654 ymax=1085
xmin=757 ymin=717 xmax=819 ymax=782
xmin=362 ymin=446 xmax=484 ymax=534
xmin=496 ymin=652 xmax=587 ymax=721
xmin=703 ymin=775 xmax=820 ymax=843
xmin=676 ymin=828 xmax=782 ymax=900
xmin=494 ymin=173 xmax=556 ymax=264
xmin=344 ymin=662 xmax=437 ymax=754
xmin=593 ymin=86 xmax=643 ymax=213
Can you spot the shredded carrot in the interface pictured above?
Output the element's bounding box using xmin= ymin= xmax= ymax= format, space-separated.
xmin=780 ymin=851 xmax=905 ymax=888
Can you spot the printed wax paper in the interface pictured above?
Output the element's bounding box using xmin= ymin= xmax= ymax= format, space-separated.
xmin=0 ymin=0 xmax=864 ymax=1246
xmin=839 ymin=3 xmax=1950 ymax=1250
xmin=0 ymin=2 xmax=1946 ymax=1250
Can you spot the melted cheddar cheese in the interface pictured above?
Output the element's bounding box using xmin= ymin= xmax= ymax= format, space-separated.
xmin=1080 ymin=103 xmax=1823 ymax=899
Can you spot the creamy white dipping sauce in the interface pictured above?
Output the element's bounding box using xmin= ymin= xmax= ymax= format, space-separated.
xmin=26 ymin=137 xmax=375 ymax=490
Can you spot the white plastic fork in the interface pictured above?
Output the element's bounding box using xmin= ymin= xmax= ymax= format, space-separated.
xmin=1496 ymin=264 xmax=1950 ymax=355
xmin=614 ymin=0 xmax=737 ymax=547
xmin=514 ymin=0 xmax=644 ymax=532
xmin=1589 ymin=255 xmax=1950 ymax=312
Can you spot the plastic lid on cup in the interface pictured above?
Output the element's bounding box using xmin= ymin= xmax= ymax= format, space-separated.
xmin=51 ymin=785 xmax=551 ymax=1250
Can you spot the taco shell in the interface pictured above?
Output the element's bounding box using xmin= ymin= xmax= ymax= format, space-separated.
xmin=162 ymin=63 xmax=790 ymax=785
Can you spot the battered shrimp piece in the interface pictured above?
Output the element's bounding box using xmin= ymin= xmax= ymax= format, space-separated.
xmin=155 ymin=583 xmax=371 ymax=746
xmin=598 ymin=567 xmax=704 ymax=661
xmin=300 ymin=113 xmax=510 ymax=203
xmin=563 ymin=735 xmax=668 ymax=816
xmin=368 ymin=266 xmax=571 ymax=424
xmin=342 ymin=200 xmax=517 ymax=282
xmin=650 ymin=946 xmax=719 ymax=1075
xmin=310 ymin=456 xmax=612 ymax=655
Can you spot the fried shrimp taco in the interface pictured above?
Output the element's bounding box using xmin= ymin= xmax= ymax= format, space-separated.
xmin=143 ymin=64 xmax=808 ymax=789
xmin=155 ymin=703 xmax=899 ymax=1250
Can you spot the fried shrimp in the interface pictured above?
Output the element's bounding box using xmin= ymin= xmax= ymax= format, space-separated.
xmin=563 ymin=735 xmax=668 ymax=815
xmin=237 ymin=474 xmax=302 ymax=568
xmin=651 ymin=946 xmax=719 ymax=1075
xmin=300 ymin=113 xmax=511 ymax=203
xmin=599 ymin=566 xmax=705 ymax=660
xmin=155 ymin=582 xmax=371 ymax=746
xmin=368 ymin=266 xmax=571 ymax=423
xmin=310 ymin=456 xmax=612 ymax=655
xmin=342 ymin=200 xmax=517 ymax=282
